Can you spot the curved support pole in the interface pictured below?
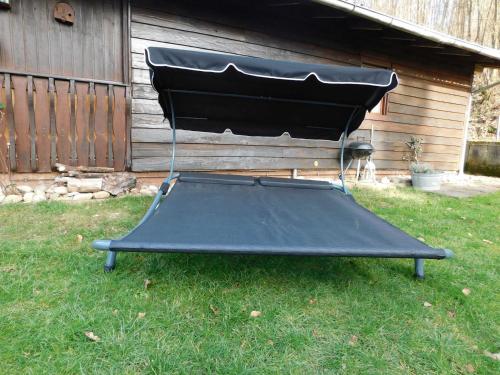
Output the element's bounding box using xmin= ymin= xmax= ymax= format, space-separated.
xmin=104 ymin=251 xmax=117 ymax=272
xmin=443 ymin=249 xmax=454 ymax=258
xmin=414 ymin=258 xmax=424 ymax=279
xmin=92 ymin=239 xmax=111 ymax=251
xmin=339 ymin=127 xmax=349 ymax=193
xmin=92 ymin=91 xmax=180 ymax=272
xmin=339 ymin=107 xmax=361 ymax=194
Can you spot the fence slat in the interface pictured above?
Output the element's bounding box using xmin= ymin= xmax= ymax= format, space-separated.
xmin=107 ymin=84 xmax=114 ymax=168
xmin=11 ymin=76 xmax=31 ymax=172
xmin=125 ymin=86 xmax=132 ymax=169
xmin=75 ymin=82 xmax=90 ymax=167
xmin=48 ymin=78 xmax=57 ymax=168
xmin=0 ymin=74 xmax=7 ymax=173
xmin=54 ymin=80 xmax=71 ymax=165
xmin=4 ymin=74 xmax=16 ymax=171
xmin=27 ymin=76 xmax=37 ymax=170
xmin=69 ymin=80 xmax=77 ymax=166
xmin=88 ymin=82 xmax=96 ymax=166
xmin=112 ymin=86 xmax=127 ymax=171
xmin=33 ymin=78 xmax=52 ymax=172
xmin=94 ymin=84 xmax=108 ymax=167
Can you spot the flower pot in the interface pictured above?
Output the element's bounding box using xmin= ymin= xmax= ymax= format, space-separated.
xmin=411 ymin=172 xmax=443 ymax=191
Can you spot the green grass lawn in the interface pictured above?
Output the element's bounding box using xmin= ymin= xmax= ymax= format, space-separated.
xmin=0 ymin=187 xmax=498 ymax=374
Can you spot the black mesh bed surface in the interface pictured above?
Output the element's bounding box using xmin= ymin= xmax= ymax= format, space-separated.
xmin=108 ymin=173 xmax=448 ymax=259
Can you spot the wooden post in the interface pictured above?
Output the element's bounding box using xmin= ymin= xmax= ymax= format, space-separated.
xmin=27 ymin=76 xmax=37 ymax=171
xmin=107 ymin=84 xmax=114 ymax=168
xmin=88 ymin=82 xmax=96 ymax=166
xmin=4 ymin=74 xmax=16 ymax=171
xmin=48 ymin=78 xmax=57 ymax=168
xmin=69 ymin=80 xmax=78 ymax=166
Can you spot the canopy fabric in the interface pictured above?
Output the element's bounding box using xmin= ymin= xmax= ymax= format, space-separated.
xmin=146 ymin=47 xmax=398 ymax=141
xmin=109 ymin=173 xmax=448 ymax=260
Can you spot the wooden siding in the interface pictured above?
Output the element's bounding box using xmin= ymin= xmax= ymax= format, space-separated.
xmin=129 ymin=2 xmax=471 ymax=173
xmin=0 ymin=73 xmax=130 ymax=172
xmin=0 ymin=0 xmax=126 ymax=83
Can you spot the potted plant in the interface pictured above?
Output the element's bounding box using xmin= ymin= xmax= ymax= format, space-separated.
xmin=404 ymin=136 xmax=443 ymax=191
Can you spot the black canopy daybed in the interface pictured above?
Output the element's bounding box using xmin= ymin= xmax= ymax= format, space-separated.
xmin=92 ymin=47 xmax=453 ymax=278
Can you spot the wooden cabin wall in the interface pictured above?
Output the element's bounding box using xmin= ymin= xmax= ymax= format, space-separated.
xmin=130 ymin=0 xmax=471 ymax=173
xmin=0 ymin=0 xmax=130 ymax=173
xmin=0 ymin=0 xmax=126 ymax=82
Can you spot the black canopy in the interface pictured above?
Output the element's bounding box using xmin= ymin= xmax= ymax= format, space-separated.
xmin=146 ymin=47 xmax=398 ymax=141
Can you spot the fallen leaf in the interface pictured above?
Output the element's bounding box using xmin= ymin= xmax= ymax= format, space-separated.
xmin=461 ymin=216 xmax=466 ymax=220
xmin=137 ymin=312 xmax=146 ymax=319
xmin=250 ymin=310 xmax=262 ymax=318
xmin=267 ymin=339 xmax=274 ymax=345
xmin=209 ymin=305 xmax=220 ymax=315
xmin=446 ymin=207 xmax=453 ymax=211
xmin=112 ymin=309 xmax=118 ymax=316
xmin=76 ymin=234 xmax=83 ymax=243
xmin=423 ymin=301 xmax=432 ymax=308
xmin=312 ymin=330 xmax=320 ymax=338
xmin=85 ymin=331 xmax=100 ymax=342
xmin=309 ymin=298 xmax=317 ymax=305
xmin=0 ymin=266 xmax=15 ymax=272
xmin=348 ymin=335 xmax=358 ymax=346
xmin=447 ymin=310 xmax=456 ymax=318
xmin=482 ymin=239 xmax=493 ymax=245
xmin=462 ymin=288 xmax=471 ymax=296
xmin=144 ymin=279 xmax=152 ymax=289
xmin=467 ymin=233 xmax=472 ymax=237
xmin=484 ymin=351 xmax=500 ymax=361
xmin=465 ymin=363 xmax=475 ymax=373
xmin=418 ymin=237 xmax=425 ymax=242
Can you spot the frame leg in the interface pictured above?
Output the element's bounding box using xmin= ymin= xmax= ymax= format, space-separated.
xmin=104 ymin=251 xmax=117 ymax=272
xmin=414 ymin=258 xmax=424 ymax=279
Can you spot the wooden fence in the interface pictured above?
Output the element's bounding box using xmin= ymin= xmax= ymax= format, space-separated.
xmin=0 ymin=73 xmax=131 ymax=173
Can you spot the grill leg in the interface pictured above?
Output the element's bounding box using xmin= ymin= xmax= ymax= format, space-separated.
xmin=414 ymin=258 xmax=424 ymax=279
xmin=104 ymin=251 xmax=117 ymax=272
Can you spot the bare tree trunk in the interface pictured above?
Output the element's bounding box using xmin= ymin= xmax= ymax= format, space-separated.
xmin=467 ymin=0 xmax=472 ymax=40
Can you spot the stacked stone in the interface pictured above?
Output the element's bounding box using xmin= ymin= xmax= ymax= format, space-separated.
xmin=0 ymin=163 xmax=148 ymax=204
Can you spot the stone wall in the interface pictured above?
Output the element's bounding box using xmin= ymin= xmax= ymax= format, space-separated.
xmin=465 ymin=141 xmax=500 ymax=177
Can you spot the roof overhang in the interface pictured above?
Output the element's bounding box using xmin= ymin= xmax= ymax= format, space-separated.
xmin=313 ymin=0 xmax=500 ymax=67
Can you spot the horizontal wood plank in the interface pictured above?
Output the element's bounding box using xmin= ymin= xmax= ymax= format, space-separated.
xmin=132 ymin=155 xmax=458 ymax=172
xmin=132 ymin=113 xmax=168 ymax=128
xmin=131 ymin=22 xmax=351 ymax=67
xmin=393 ymin=84 xmax=469 ymax=106
xmin=364 ymin=113 xmax=463 ymax=130
xmin=366 ymin=120 xmax=463 ymax=139
xmin=132 ymin=142 xmax=459 ymax=162
xmin=132 ymin=98 xmax=163 ymax=114
xmin=133 ymin=83 xmax=158 ymax=99
xmin=397 ymin=74 xmax=470 ymax=98
xmin=132 ymin=7 xmax=359 ymax=66
xmin=389 ymin=93 xmax=466 ymax=114
xmin=387 ymin=103 xmax=465 ymax=122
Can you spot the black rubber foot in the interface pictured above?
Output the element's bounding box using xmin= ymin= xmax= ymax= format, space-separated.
xmin=104 ymin=265 xmax=115 ymax=273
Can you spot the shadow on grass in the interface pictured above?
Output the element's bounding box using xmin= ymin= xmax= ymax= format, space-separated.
xmin=109 ymin=251 xmax=419 ymax=287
